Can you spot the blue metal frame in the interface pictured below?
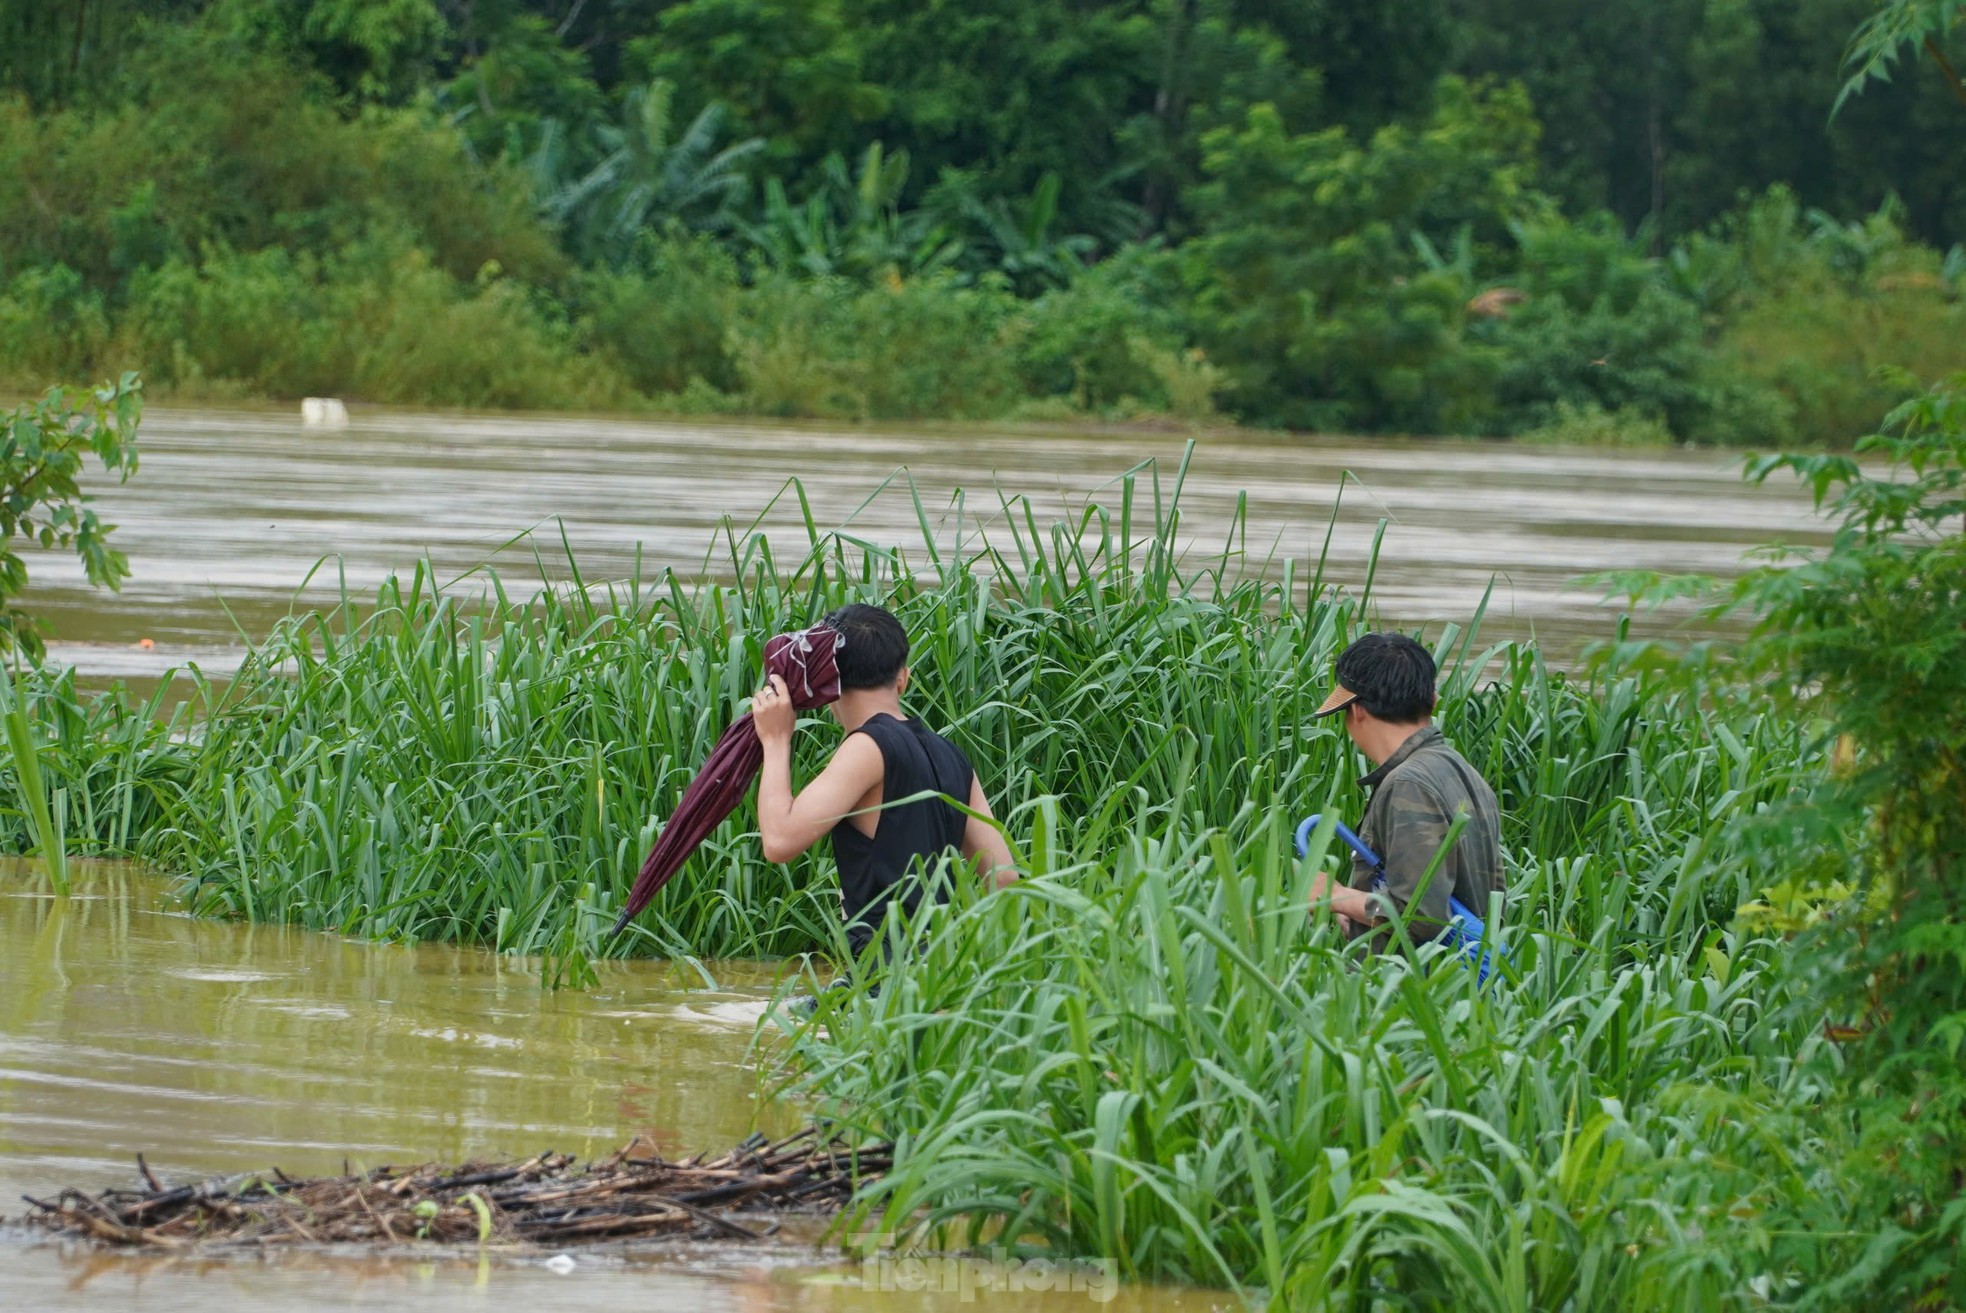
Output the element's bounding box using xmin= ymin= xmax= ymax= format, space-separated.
xmin=1295 ymin=813 xmax=1504 ymax=984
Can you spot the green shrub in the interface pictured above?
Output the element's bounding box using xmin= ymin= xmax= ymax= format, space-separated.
xmin=0 ymin=263 xmax=111 ymax=388
xmin=358 ymin=107 xmax=569 ymax=287
xmin=1666 ymin=189 xmax=1966 ymax=447
xmin=0 ymin=36 xmax=561 ymax=292
xmin=840 ymin=275 xmax=1025 ymax=419
xmin=578 ymin=236 xmax=744 ymax=397
xmin=1706 ymin=271 xmax=1966 ymax=447
xmin=1128 ymin=337 xmax=1225 ymax=422
xmin=1481 ymin=215 xmax=1713 ymax=438
xmin=723 ymin=277 xmax=871 ymax=419
xmin=1181 ymin=79 xmax=1545 ymax=433
xmin=119 ymin=247 xmax=350 ymax=398
xmin=1516 ymin=400 xmax=1675 ymax=447
xmin=1016 ymin=246 xmax=1211 ymax=416
xmin=0 ymin=376 xmax=142 ymax=658
xmin=1728 ymin=375 xmax=1966 ymax=1303
xmin=334 ymin=243 xmax=631 ymax=411
xmin=118 ymin=237 xmax=634 ymax=409
xmin=730 ymin=273 xmax=1026 ymax=420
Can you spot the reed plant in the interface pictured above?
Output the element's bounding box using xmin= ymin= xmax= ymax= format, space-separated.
xmin=0 ymin=663 xmax=194 ymax=842
xmin=0 ymin=459 xmax=1817 ymax=966
xmin=0 ymin=663 xmax=68 ymax=892
xmin=780 ymin=807 xmax=1842 ymax=1306
xmin=768 ymin=567 xmax=1837 ymax=1302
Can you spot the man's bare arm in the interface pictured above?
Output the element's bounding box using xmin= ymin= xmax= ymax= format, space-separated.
xmin=960 ymin=775 xmax=1018 ymax=889
xmin=1307 ymin=869 xmax=1373 ymax=930
xmin=753 ymin=675 xmax=886 ymax=863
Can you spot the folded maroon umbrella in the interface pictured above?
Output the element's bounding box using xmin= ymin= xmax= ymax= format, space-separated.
xmin=611 ymin=624 xmax=843 ymax=933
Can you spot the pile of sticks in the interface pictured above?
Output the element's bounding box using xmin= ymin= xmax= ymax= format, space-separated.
xmin=18 ymin=1127 xmax=891 ymax=1250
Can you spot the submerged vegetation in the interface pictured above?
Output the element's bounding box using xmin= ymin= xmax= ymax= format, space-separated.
xmin=790 ymin=807 xmax=1835 ymax=1305
xmin=0 ymin=461 xmax=1813 ymax=962
xmin=3 ymin=2 xmax=1964 ymax=439
xmin=0 ymin=449 xmax=1886 ymax=1296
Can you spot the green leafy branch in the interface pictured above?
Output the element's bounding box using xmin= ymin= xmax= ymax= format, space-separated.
xmin=0 ymin=374 xmax=143 ymax=661
xmin=1838 ymin=0 xmax=1966 ymax=114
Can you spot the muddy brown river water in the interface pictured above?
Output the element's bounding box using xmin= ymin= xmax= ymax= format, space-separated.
xmin=0 ymin=867 xmax=1222 ymax=1310
xmin=25 ymin=407 xmax=1827 ymax=680
xmin=2 ymin=408 xmax=1830 ymax=1308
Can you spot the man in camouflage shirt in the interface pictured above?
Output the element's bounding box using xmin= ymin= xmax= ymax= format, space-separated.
xmin=1306 ymin=633 xmax=1504 ymax=946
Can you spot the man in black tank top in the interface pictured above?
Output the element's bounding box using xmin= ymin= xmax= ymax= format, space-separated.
xmin=751 ymin=604 xmax=1016 ymax=958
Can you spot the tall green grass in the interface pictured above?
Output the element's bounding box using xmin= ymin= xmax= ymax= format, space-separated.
xmin=1 ymin=664 xmax=69 ymax=892
xmin=740 ymin=485 xmax=1838 ymax=1302
xmin=781 ymin=811 xmax=1841 ymax=1306
xmin=0 ymin=460 xmax=1816 ymax=971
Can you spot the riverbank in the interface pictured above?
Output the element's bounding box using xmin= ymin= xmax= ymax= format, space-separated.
xmin=13 ymin=228 xmax=1961 ymax=448
xmin=0 ymin=386 xmax=1681 ymax=448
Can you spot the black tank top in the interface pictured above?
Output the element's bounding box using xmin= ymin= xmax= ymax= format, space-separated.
xmin=829 ymin=713 xmax=975 ymax=956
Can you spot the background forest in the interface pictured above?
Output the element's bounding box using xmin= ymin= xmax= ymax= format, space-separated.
xmin=3 ymin=0 xmax=1964 ymax=441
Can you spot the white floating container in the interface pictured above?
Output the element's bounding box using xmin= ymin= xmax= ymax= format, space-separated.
xmin=301 ymin=397 xmax=349 ymax=427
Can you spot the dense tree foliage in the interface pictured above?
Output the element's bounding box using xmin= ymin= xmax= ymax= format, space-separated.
xmin=10 ymin=0 xmax=1956 ymax=241
xmin=1742 ymin=376 xmax=1966 ymax=1302
xmin=1 ymin=0 xmax=1962 ymax=435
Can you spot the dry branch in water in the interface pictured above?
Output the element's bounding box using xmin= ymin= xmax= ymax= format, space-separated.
xmin=16 ymin=1128 xmax=890 ymax=1250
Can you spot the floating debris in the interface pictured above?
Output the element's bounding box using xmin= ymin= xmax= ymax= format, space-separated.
xmin=300 ymin=397 xmax=349 ymax=427
xmin=18 ymin=1128 xmax=889 ymax=1250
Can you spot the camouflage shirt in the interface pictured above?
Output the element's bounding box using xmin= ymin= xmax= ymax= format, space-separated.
xmin=1349 ymin=725 xmax=1504 ymax=946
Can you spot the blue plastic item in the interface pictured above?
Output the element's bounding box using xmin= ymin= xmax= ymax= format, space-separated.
xmin=1294 ymin=813 xmax=1504 ymax=984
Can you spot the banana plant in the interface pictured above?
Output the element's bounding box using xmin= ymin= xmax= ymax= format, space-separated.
xmin=742 ymin=143 xmax=963 ymax=283
xmin=548 ymin=79 xmax=766 ymax=264
xmin=925 ymin=171 xmax=1096 ymax=295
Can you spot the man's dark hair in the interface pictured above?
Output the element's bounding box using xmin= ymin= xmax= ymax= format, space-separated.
xmin=1335 ymin=633 xmax=1437 ymax=723
xmin=825 ymin=603 xmax=909 ymax=689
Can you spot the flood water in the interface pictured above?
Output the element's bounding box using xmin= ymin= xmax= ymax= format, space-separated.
xmin=4 ymin=408 xmax=1829 ymax=1309
xmin=0 ymin=867 xmax=1222 ymax=1310
xmin=24 ymin=407 xmax=1830 ymax=681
